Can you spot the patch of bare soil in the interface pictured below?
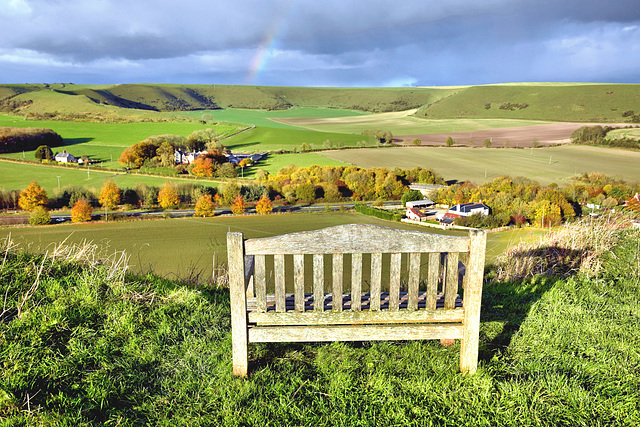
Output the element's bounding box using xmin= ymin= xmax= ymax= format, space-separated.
xmin=397 ymin=122 xmax=628 ymax=148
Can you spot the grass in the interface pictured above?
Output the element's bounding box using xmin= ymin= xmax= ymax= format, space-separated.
xmin=175 ymin=107 xmax=371 ymax=129
xmin=222 ymin=126 xmax=376 ymax=152
xmin=0 ymin=212 xmax=542 ymax=279
xmin=273 ymin=113 xmax=551 ymax=136
xmin=607 ymin=128 xmax=640 ymax=140
xmin=320 ymin=145 xmax=640 ymax=186
xmin=0 ymin=159 xmax=222 ymax=193
xmin=242 ymin=152 xmax=350 ymax=178
xmin=0 ymin=220 xmax=638 ymax=425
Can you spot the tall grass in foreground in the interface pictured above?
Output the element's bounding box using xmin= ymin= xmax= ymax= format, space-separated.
xmin=1 ymin=222 xmax=639 ymax=426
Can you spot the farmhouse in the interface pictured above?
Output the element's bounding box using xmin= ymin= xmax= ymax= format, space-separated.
xmin=54 ymin=150 xmax=77 ymax=163
xmin=406 ymin=207 xmax=428 ymax=221
xmin=406 ymin=199 xmax=435 ymax=209
xmin=439 ymin=202 xmax=490 ymax=222
xmin=174 ymin=150 xmax=207 ymax=165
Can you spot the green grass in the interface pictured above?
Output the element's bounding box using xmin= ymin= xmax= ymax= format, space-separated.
xmin=242 ymin=152 xmax=350 ymax=179
xmin=0 ymin=160 xmax=221 ymax=193
xmin=222 ymin=126 xmax=376 ymax=152
xmin=321 ymin=145 xmax=640 ymax=186
xmin=1 ymin=223 xmax=638 ymax=425
xmin=0 ymin=212 xmax=542 ymax=279
xmin=176 ymin=107 xmax=371 ymax=129
xmin=607 ymin=128 xmax=640 ymax=140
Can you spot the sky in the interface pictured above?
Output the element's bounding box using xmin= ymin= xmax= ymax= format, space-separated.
xmin=1 ymin=0 xmax=639 ymax=87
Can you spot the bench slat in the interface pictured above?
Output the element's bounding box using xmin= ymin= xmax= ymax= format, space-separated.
xmin=389 ymin=253 xmax=401 ymax=311
xmin=370 ymin=253 xmax=382 ymax=311
xmin=244 ymin=224 xmax=470 ymax=255
xmin=249 ymin=323 xmax=464 ymax=343
xmin=255 ymin=255 xmax=266 ymax=313
xmin=294 ymin=254 xmax=305 ymax=312
xmin=332 ymin=254 xmax=343 ymax=312
xmin=313 ymin=254 xmax=324 ymax=312
xmin=351 ymin=253 xmax=362 ymax=311
xmin=427 ymin=252 xmax=440 ymax=310
xmin=249 ymin=307 xmax=464 ymax=325
xmin=445 ymin=252 xmax=460 ymax=309
xmin=275 ymin=254 xmax=286 ymax=313
xmin=408 ymin=252 xmax=420 ymax=310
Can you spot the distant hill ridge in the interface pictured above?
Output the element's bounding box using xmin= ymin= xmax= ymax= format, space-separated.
xmin=1 ymin=83 xmax=639 ymax=123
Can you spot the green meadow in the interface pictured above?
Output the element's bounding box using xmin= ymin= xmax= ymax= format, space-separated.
xmin=321 ymin=145 xmax=640 ymax=185
xmin=0 ymin=212 xmax=543 ymax=278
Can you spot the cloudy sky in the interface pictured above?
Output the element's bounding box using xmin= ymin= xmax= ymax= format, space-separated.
xmin=1 ymin=0 xmax=639 ymax=87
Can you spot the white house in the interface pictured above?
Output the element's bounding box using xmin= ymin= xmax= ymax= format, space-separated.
xmin=406 ymin=207 xmax=428 ymax=221
xmin=54 ymin=150 xmax=77 ymax=163
xmin=439 ymin=202 xmax=490 ymax=222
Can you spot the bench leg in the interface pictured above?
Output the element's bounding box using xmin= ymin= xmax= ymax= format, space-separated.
xmin=232 ymin=325 xmax=248 ymax=377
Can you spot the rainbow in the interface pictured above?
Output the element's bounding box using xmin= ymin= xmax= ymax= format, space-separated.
xmin=246 ymin=1 xmax=297 ymax=84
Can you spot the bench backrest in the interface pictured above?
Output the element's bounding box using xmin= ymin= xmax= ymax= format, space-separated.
xmin=228 ymin=224 xmax=486 ymax=314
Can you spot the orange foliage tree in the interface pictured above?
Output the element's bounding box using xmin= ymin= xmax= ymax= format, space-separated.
xmin=230 ymin=195 xmax=246 ymax=215
xmin=157 ymin=182 xmax=180 ymax=209
xmin=18 ymin=181 xmax=48 ymax=212
xmin=190 ymin=156 xmax=214 ymax=177
xmin=99 ymin=180 xmax=121 ymax=210
xmin=71 ymin=199 xmax=92 ymax=223
xmin=255 ymin=195 xmax=273 ymax=215
xmin=195 ymin=194 xmax=216 ymax=217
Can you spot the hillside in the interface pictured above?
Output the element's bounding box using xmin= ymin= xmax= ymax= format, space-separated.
xmin=1 ymin=220 xmax=639 ymax=425
xmin=415 ymin=83 xmax=640 ymax=123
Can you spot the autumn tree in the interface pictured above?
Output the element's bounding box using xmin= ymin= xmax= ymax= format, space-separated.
xmin=71 ymin=199 xmax=93 ymax=223
xmin=99 ymin=180 xmax=121 ymax=210
xmin=255 ymin=195 xmax=273 ymax=215
xmin=158 ymin=182 xmax=180 ymax=209
xmin=231 ymin=195 xmax=246 ymax=215
xmin=18 ymin=181 xmax=48 ymax=212
xmin=222 ymin=181 xmax=241 ymax=205
xmin=190 ymin=156 xmax=215 ymax=177
xmin=195 ymin=194 xmax=216 ymax=217
xmin=29 ymin=206 xmax=51 ymax=225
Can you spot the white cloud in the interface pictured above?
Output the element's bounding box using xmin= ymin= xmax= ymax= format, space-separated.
xmin=0 ymin=0 xmax=32 ymax=16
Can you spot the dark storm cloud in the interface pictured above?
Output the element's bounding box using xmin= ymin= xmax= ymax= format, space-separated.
xmin=0 ymin=0 xmax=638 ymax=85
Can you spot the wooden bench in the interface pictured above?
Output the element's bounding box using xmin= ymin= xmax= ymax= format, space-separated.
xmin=228 ymin=224 xmax=486 ymax=377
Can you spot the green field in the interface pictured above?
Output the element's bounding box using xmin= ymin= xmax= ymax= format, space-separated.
xmin=0 ymin=212 xmax=543 ymax=278
xmin=243 ymin=152 xmax=350 ymax=178
xmin=273 ymin=112 xmax=551 ymax=136
xmin=321 ymin=145 xmax=640 ymax=185
xmin=608 ymin=128 xmax=640 ymax=140
xmin=0 ymin=160 xmax=222 ymax=193
xmin=222 ymin=125 xmax=376 ymax=152
xmin=176 ymin=107 xmax=371 ymax=129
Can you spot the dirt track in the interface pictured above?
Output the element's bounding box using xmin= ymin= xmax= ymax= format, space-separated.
xmin=397 ymin=122 xmax=626 ymax=147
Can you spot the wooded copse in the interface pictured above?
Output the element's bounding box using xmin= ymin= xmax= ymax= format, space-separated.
xmin=0 ymin=126 xmax=63 ymax=153
xmin=571 ymin=124 xmax=640 ymax=149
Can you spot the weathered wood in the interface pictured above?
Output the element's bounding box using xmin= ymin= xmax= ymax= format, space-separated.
xmin=460 ymin=229 xmax=486 ymax=375
xmin=427 ymin=252 xmax=440 ymax=310
xmin=408 ymin=253 xmax=420 ymax=310
xmin=255 ymin=255 xmax=266 ymax=313
xmin=332 ymin=254 xmax=343 ymax=312
xmin=294 ymin=254 xmax=305 ymax=312
xmin=444 ymin=252 xmax=460 ymax=309
xmin=351 ymin=253 xmax=362 ymax=311
xmin=244 ymin=255 xmax=255 ymax=299
xmin=249 ymin=323 xmax=464 ymax=342
xmin=227 ymin=232 xmax=248 ymax=377
xmin=370 ymin=253 xmax=382 ymax=311
xmin=389 ymin=253 xmax=401 ymax=311
xmin=313 ymin=254 xmax=324 ymax=312
xmin=275 ymin=254 xmax=286 ymax=313
xmin=249 ymin=308 xmax=465 ymax=325
xmin=245 ymin=224 xmax=470 ymax=255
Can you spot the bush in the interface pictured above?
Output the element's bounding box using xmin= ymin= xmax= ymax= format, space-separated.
xmin=71 ymin=199 xmax=92 ymax=223
xmin=401 ymin=189 xmax=423 ymax=207
xmin=354 ymin=204 xmax=401 ymax=221
xmin=29 ymin=206 xmax=51 ymax=225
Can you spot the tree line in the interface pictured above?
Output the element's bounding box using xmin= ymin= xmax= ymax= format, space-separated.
xmin=0 ymin=127 xmax=63 ymax=154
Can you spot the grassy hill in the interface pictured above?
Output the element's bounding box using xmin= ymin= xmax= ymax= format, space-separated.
xmin=1 ymin=218 xmax=638 ymax=425
xmin=415 ymin=83 xmax=640 ymax=122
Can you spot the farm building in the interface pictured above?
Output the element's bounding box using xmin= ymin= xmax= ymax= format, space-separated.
xmin=226 ymin=152 xmax=267 ymax=165
xmin=408 ymin=183 xmax=447 ymax=197
xmin=406 ymin=207 xmax=428 ymax=221
xmin=54 ymin=151 xmax=77 ymax=163
xmin=439 ymin=202 xmax=490 ymax=222
xmin=406 ymin=199 xmax=435 ymax=209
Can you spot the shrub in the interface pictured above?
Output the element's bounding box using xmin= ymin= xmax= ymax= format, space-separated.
xmin=195 ymin=194 xmax=216 ymax=217
xmin=255 ymin=195 xmax=273 ymax=215
xmin=18 ymin=181 xmax=48 ymax=212
xmin=29 ymin=206 xmax=51 ymax=225
xmin=231 ymin=195 xmax=246 ymax=215
xmin=34 ymin=145 xmax=53 ymax=161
